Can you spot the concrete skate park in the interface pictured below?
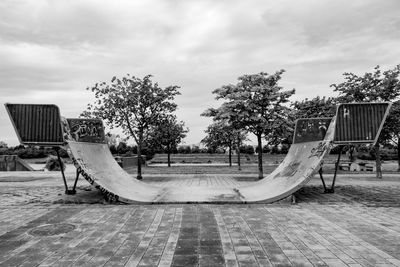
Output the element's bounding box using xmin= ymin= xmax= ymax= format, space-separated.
xmin=1 ymin=103 xmax=400 ymax=266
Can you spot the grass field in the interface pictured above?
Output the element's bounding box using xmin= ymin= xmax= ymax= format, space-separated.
xmin=23 ymin=153 xmax=400 ymax=177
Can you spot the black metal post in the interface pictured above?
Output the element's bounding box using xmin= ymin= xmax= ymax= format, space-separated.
xmin=325 ymin=146 xmax=343 ymax=193
xmin=71 ymin=169 xmax=80 ymax=194
xmin=55 ymin=148 xmax=69 ymax=194
xmin=319 ymin=168 xmax=327 ymax=192
xmin=55 ymin=147 xmax=76 ymax=195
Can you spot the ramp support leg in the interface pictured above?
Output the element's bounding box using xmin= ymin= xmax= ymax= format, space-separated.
xmin=55 ymin=148 xmax=76 ymax=195
xmin=325 ymin=146 xmax=343 ymax=194
xmin=319 ymin=168 xmax=328 ymax=192
xmin=72 ymin=169 xmax=80 ymax=193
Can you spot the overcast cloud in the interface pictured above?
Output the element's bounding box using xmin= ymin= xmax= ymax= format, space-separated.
xmin=1 ymin=0 xmax=399 ymax=146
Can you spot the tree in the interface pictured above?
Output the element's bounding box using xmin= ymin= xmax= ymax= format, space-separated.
xmin=84 ymin=74 xmax=180 ymax=179
xmin=146 ymin=115 xmax=188 ymax=167
xmin=331 ymin=65 xmax=400 ymax=178
xmin=201 ymin=121 xmax=246 ymax=167
xmin=204 ymin=70 xmax=295 ymax=179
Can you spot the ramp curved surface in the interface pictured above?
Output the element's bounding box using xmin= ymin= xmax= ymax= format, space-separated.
xmin=66 ymin=119 xmax=335 ymax=204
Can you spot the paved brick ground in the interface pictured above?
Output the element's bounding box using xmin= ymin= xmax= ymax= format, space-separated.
xmin=0 ymin=172 xmax=400 ymax=266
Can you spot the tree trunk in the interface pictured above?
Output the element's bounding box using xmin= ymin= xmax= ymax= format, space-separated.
xmin=167 ymin=147 xmax=171 ymax=167
xmin=257 ymin=133 xmax=263 ymax=179
xmin=237 ymin=137 xmax=241 ymax=171
xmin=228 ymin=145 xmax=232 ymax=167
xmin=398 ymin=136 xmax=400 ymax=172
xmin=375 ymin=143 xmax=382 ymax=179
xmin=348 ymin=146 xmax=355 ymax=162
xmin=137 ymin=131 xmax=143 ymax=180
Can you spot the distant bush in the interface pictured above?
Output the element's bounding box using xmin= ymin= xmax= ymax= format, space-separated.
xmin=380 ymin=149 xmax=398 ymax=160
xmin=131 ymin=145 xmax=138 ymax=154
xmin=357 ymin=146 xmax=370 ymax=153
xmin=257 ymin=144 xmax=290 ymax=154
xmin=48 ymin=148 xmax=69 ymax=158
xmin=191 ymin=146 xmax=200 ymax=153
xmin=206 ymin=147 xmax=216 ymax=154
xmin=263 ymin=145 xmax=271 ymax=153
xmin=330 ymin=146 xmax=343 ymax=154
xmin=215 ymin=148 xmax=225 ymax=154
xmin=109 ymin=144 xmax=117 ymax=154
xmin=280 ymin=144 xmax=290 ymax=154
xmin=358 ymin=153 xmax=375 ymax=160
xmin=178 ymin=145 xmax=191 ymax=154
xmin=0 ymin=145 xmax=69 ymax=159
xmin=353 ymin=147 xmax=397 ymax=161
xmin=45 ymin=156 xmax=66 ymax=171
xmin=239 ymin=145 xmax=255 ymax=154
xmin=124 ymin=151 xmax=134 ymax=157
xmin=200 ymin=148 xmax=209 ymax=153
xmin=270 ymin=146 xmax=280 ymax=154
xmin=145 ymin=154 xmax=154 ymax=161
xmin=117 ymin=141 xmax=130 ymax=155
xmin=358 ymin=148 xmax=398 ymax=161
xmin=15 ymin=146 xmax=47 ymax=159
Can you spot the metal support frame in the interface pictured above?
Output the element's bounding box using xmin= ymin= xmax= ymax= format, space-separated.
xmin=55 ymin=148 xmax=78 ymax=195
xmin=318 ymin=168 xmax=327 ymax=191
xmin=319 ymin=146 xmax=343 ymax=193
xmin=73 ymin=169 xmax=80 ymax=193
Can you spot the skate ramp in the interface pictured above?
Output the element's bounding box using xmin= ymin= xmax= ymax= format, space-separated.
xmin=66 ymin=118 xmax=335 ymax=203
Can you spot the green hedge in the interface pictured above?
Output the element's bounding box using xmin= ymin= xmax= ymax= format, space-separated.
xmin=0 ymin=146 xmax=69 ymax=159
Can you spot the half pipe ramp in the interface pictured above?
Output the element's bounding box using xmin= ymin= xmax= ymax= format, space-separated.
xmin=65 ymin=118 xmax=335 ymax=203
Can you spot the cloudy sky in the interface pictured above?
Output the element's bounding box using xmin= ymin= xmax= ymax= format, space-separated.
xmin=1 ymin=0 xmax=399 ymax=146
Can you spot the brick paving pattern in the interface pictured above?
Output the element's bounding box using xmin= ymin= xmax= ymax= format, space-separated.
xmin=0 ymin=173 xmax=400 ymax=266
